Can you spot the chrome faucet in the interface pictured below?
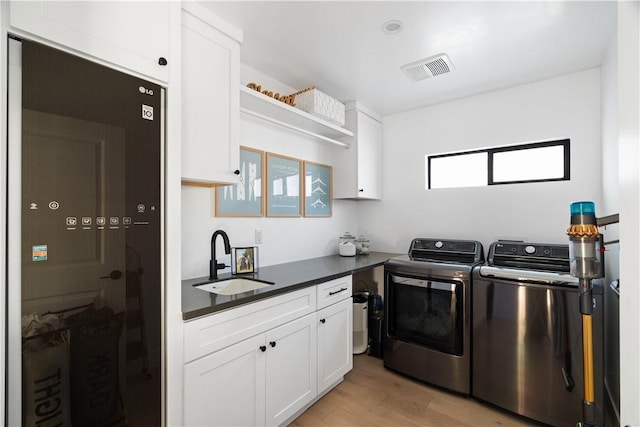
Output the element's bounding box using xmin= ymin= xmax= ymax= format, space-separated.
xmin=210 ymin=229 xmax=231 ymax=280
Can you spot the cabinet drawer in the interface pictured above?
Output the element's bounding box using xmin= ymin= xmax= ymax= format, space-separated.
xmin=316 ymin=275 xmax=352 ymax=310
xmin=184 ymin=287 xmax=316 ymax=363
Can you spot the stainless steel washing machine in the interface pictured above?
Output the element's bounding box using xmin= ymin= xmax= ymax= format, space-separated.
xmin=472 ymin=241 xmax=604 ymax=426
xmin=384 ymin=238 xmax=484 ymax=395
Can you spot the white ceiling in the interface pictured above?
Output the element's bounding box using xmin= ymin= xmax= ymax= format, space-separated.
xmin=200 ymin=1 xmax=617 ymax=116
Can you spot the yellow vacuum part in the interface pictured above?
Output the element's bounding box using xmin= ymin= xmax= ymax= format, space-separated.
xmin=582 ymin=314 xmax=595 ymax=402
xmin=567 ymin=224 xmax=600 ymax=238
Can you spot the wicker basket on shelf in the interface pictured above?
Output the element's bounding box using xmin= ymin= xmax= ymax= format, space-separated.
xmin=292 ymin=86 xmax=345 ymax=126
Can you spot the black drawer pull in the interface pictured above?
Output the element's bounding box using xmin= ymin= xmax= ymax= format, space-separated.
xmin=320 ymin=318 xmax=326 ymax=324
xmin=269 ymin=341 xmax=276 ymax=348
xmin=259 ymin=345 xmax=266 ymax=352
xmin=329 ymin=287 xmax=347 ymax=296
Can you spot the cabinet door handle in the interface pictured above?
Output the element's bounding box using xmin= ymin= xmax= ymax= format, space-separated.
xmin=158 ymin=57 xmax=168 ymax=66
xmin=234 ymin=169 xmax=240 ymax=175
xmin=259 ymin=345 xmax=266 ymax=352
xmin=320 ymin=318 xmax=326 ymax=324
xmin=100 ymin=270 xmax=122 ymax=280
xmin=358 ymin=189 xmax=364 ymax=192
xmin=329 ymin=287 xmax=347 ymax=296
xmin=269 ymin=341 xmax=276 ymax=348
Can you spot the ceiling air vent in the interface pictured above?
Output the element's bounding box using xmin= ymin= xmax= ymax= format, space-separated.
xmin=401 ymin=53 xmax=455 ymax=81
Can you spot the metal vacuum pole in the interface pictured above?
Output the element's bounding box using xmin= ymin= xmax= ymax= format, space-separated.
xmin=567 ymin=201 xmax=603 ymax=427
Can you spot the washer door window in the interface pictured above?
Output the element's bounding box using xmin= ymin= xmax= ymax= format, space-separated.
xmin=387 ymin=274 xmax=463 ymax=355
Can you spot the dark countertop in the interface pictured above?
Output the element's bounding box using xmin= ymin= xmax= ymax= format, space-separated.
xmin=182 ymin=252 xmax=401 ymax=320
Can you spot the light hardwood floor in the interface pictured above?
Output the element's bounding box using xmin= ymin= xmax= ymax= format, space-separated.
xmin=291 ymin=354 xmax=540 ymax=427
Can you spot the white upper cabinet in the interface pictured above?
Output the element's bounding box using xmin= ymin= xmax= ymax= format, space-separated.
xmin=181 ymin=3 xmax=242 ymax=186
xmin=8 ymin=1 xmax=171 ymax=83
xmin=332 ymin=102 xmax=382 ymax=199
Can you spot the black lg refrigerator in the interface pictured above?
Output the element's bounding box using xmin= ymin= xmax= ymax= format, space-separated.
xmin=7 ymin=38 xmax=163 ymax=426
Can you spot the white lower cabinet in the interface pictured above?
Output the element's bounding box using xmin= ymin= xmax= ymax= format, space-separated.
xmin=317 ymin=298 xmax=353 ymax=394
xmin=265 ymin=314 xmax=317 ymax=426
xmin=183 ymin=277 xmax=353 ymax=426
xmin=184 ymin=314 xmax=316 ymax=427
xmin=184 ymin=334 xmax=266 ymax=426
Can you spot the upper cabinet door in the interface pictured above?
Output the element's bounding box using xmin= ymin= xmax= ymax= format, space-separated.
xmin=181 ymin=4 xmax=242 ymax=186
xmin=355 ymin=111 xmax=382 ymax=199
xmin=332 ymin=103 xmax=383 ymax=200
xmin=9 ymin=1 xmax=171 ymax=83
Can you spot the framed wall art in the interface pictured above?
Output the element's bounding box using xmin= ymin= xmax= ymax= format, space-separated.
xmin=303 ymin=161 xmax=332 ymax=217
xmin=266 ymin=152 xmax=302 ymax=217
xmin=215 ymin=146 xmax=264 ymax=217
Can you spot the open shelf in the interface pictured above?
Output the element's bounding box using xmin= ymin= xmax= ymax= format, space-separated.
xmin=239 ymin=85 xmax=352 ymax=147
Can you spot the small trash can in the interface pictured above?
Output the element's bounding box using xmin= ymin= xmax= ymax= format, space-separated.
xmin=368 ymin=313 xmax=384 ymax=358
xmin=368 ymin=293 xmax=384 ymax=358
xmin=352 ymin=293 xmax=368 ymax=354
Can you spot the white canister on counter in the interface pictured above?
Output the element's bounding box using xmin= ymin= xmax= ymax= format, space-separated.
xmin=355 ymin=236 xmax=370 ymax=255
xmin=339 ymin=232 xmax=356 ymax=256
xmin=339 ymin=241 xmax=356 ymax=256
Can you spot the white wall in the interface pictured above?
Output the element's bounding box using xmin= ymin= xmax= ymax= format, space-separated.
xmin=359 ymin=68 xmax=603 ymax=254
xmin=600 ymin=11 xmax=621 ymax=421
xmin=601 ymin=7 xmax=620 ymax=271
xmin=181 ymin=67 xmax=359 ymax=280
xmin=0 ymin=2 xmax=7 ymax=424
xmin=617 ymin=1 xmax=640 ymax=425
xmin=602 ymin=28 xmax=620 ymax=219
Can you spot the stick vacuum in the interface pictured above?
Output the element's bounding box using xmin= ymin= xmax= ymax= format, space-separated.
xmin=567 ymin=201 xmax=603 ymax=427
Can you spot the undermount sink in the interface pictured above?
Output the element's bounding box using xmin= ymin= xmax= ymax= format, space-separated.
xmin=195 ymin=278 xmax=274 ymax=295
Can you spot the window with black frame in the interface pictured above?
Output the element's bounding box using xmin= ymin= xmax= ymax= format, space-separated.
xmin=426 ymin=139 xmax=570 ymax=189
